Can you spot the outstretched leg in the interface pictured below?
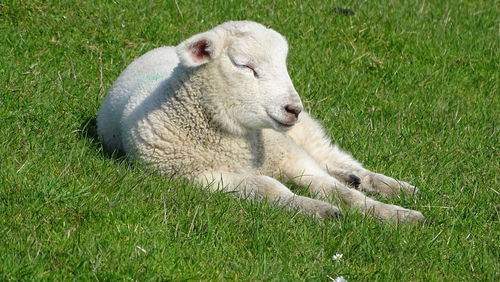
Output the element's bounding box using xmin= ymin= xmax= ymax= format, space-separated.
xmin=196 ymin=171 xmax=341 ymax=219
xmin=285 ymin=112 xmax=420 ymax=197
xmin=278 ymin=149 xmax=425 ymax=223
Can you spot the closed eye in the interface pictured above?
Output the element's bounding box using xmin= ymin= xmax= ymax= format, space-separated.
xmin=245 ymin=65 xmax=259 ymax=78
xmin=235 ymin=62 xmax=259 ymax=78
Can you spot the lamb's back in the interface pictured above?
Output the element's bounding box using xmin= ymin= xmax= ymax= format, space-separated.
xmin=97 ymin=46 xmax=179 ymax=153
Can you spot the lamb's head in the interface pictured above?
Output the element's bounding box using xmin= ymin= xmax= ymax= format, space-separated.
xmin=176 ymin=21 xmax=303 ymax=135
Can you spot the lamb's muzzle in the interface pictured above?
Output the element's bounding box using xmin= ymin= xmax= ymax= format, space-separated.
xmin=284 ymin=104 xmax=302 ymax=119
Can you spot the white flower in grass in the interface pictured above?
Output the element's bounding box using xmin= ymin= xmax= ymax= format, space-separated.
xmin=327 ymin=275 xmax=347 ymax=282
xmin=136 ymin=245 xmax=147 ymax=253
xmin=332 ymin=253 xmax=343 ymax=261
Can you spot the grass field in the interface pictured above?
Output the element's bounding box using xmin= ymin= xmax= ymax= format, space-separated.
xmin=1 ymin=0 xmax=498 ymax=280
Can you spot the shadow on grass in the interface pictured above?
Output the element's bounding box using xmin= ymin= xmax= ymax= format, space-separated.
xmin=79 ymin=116 xmax=127 ymax=161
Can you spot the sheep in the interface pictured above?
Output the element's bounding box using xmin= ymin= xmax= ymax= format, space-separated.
xmin=97 ymin=21 xmax=425 ymax=222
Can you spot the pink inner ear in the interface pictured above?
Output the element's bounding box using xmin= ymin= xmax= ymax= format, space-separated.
xmin=190 ymin=40 xmax=211 ymax=63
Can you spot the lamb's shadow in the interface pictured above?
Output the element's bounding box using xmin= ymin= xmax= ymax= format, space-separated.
xmin=79 ymin=116 xmax=126 ymax=161
xmin=80 ymin=116 xmax=99 ymax=143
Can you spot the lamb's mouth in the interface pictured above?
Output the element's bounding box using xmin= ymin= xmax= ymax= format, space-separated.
xmin=269 ymin=115 xmax=295 ymax=128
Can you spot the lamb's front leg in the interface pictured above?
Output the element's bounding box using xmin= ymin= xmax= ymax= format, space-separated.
xmin=196 ymin=171 xmax=341 ymax=219
xmin=280 ymin=154 xmax=425 ymax=223
xmin=286 ymin=112 xmax=420 ymax=197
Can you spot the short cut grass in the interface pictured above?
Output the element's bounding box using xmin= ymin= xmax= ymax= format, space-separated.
xmin=1 ymin=0 xmax=498 ymax=280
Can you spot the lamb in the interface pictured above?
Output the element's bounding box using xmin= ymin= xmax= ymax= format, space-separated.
xmin=97 ymin=21 xmax=425 ymax=222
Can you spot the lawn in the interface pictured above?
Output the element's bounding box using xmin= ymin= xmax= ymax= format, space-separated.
xmin=1 ymin=0 xmax=498 ymax=280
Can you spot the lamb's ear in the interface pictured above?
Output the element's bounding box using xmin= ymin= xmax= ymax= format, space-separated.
xmin=176 ymin=31 xmax=222 ymax=67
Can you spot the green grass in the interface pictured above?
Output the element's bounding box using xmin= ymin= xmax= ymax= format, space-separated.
xmin=1 ymin=0 xmax=498 ymax=280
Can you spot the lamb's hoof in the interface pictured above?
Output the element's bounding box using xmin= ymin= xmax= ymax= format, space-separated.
xmin=347 ymin=174 xmax=361 ymax=188
xmin=317 ymin=203 xmax=343 ymax=219
xmin=308 ymin=201 xmax=342 ymax=219
xmin=296 ymin=196 xmax=342 ymax=219
xmin=392 ymin=209 xmax=426 ymax=224
xmin=363 ymin=173 xmax=421 ymax=198
xmin=369 ymin=203 xmax=425 ymax=224
xmin=408 ymin=185 xmax=421 ymax=196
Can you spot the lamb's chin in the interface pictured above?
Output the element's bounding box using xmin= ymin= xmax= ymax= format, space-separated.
xmin=264 ymin=115 xmax=293 ymax=130
xmin=269 ymin=120 xmax=295 ymax=132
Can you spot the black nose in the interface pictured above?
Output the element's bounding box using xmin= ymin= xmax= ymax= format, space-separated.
xmin=284 ymin=104 xmax=302 ymax=118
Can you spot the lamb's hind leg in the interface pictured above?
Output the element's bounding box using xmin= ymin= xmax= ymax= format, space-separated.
xmin=196 ymin=171 xmax=341 ymax=219
xmin=280 ymin=152 xmax=425 ymax=223
xmin=285 ymin=112 xmax=420 ymax=197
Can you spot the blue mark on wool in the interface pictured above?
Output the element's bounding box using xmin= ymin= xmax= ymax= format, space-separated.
xmin=145 ymin=74 xmax=162 ymax=81
xmin=129 ymin=74 xmax=163 ymax=94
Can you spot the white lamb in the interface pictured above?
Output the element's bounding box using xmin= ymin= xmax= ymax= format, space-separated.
xmin=97 ymin=21 xmax=425 ymax=222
